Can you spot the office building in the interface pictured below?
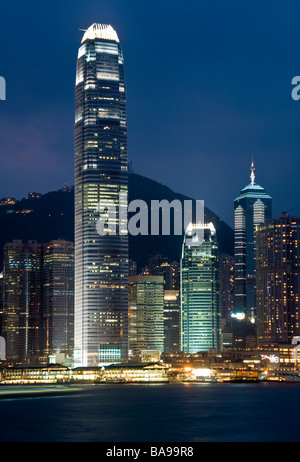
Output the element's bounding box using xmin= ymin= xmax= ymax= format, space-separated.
xmin=234 ymin=161 xmax=272 ymax=322
xmin=74 ymin=24 xmax=129 ymax=366
xmin=181 ymin=223 xmax=221 ymax=354
xmin=128 ymin=275 xmax=164 ymax=357
xmin=256 ymin=213 xmax=300 ymax=344
xmin=220 ymin=254 xmax=235 ymax=326
xmin=2 ymin=240 xmax=74 ymax=363
xmin=143 ymin=254 xmax=180 ymax=290
xmin=42 ymin=240 xmax=74 ymax=358
xmin=2 ymin=241 xmax=43 ymax=362
xmin=164 ymin=290 xmax=180 ymax=353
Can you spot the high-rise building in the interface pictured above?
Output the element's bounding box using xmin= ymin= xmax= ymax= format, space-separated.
xmin=146 ymin=254 xmax=168 ymax=275
xmin=2 ymin=241 xmax=43 ymax=362
xmin=234 ymin=161 xmax=272 ymax=322
xmin=164 ymin=290 xmax=180 ymax=354
xmin=143 ymin=254 xmax=180 ymax=290
xmin=158 ymin=261 xmax=180 ymax=291
xmin=0 ymin=272 xmax=3 ymax=337
xmin=2 ymin=240 xmax=74 ymax=363
xmin=256 ymin=213 xmax=300 ymax=344
xmin=129 ymin=259 xmax=137 ymax=276
xmin=128 ymin=275 xmax=164 ymax=358
xmin=74 ymin=24 xmax=129 ymax=366
xmin=220 ymin=254 xmax=235 ymax=350
xmin=42 ymin=240 xmax=74 ymax=358
xmin=220 ymin=254 xmax=235 ymax=326
xmin=181 ymin=223 xmax=221 ymax=354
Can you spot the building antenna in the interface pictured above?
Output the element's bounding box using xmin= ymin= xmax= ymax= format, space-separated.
xmin=250 ymin=155 xmax=255 ymax=186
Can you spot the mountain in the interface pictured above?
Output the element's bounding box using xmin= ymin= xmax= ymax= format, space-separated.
xmin=0 ymin=173 xmax=234 ymax=271
xmin=127 ymin=174 xmax=233 ymax=269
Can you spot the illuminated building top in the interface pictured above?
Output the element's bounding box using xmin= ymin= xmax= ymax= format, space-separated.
xmin=236 ymin=160 xmax=271 ymax=199
xmin=81 ymin=23 xmax=119 ymax=44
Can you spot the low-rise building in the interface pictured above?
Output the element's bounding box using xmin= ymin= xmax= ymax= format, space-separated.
xmin=2 ymin=364 xmax=70 ymax=384
xmin=0 ymin=362 xmax=169 ymax=384
xmin=101 ymin=363 xmax=169 ymax=383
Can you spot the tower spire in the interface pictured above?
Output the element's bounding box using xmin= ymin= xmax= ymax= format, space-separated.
xmin=250 ymin=156 xmax=255 ymax=185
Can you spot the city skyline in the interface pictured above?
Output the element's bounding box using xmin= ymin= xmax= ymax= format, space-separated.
xmin=2 ymin=2 xmax=300 ymax=446
xmin=0 ymin=12 xmax=299 ymax=366
xmin=1 ymin=1 xmax=300 ymax=227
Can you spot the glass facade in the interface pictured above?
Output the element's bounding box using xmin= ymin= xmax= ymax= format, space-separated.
xmin=164 ymin=290 xmax=180 ymax=354
xmin=2 ymin=240 xmax=74 ymax=363
xmin=42 ymin=240 xmax=74 ymax=358
xmin=234 ymin=162 xmax=272 ymax=322
xmin=74 ymin=24 xmax=128 ymax=366
xmin=256 ymin=214 xmax=300 ymax=344
xmin=220 ymin=254 xmax=235 ymax=325
xmin=142 ymin=256 xmax=180 ymax=293
xmin=2 ymin=241 xmax=43 ymax=362
xmin=181 ymin=223 xmax=221 ymax=354
xmin=128 ymin=275 xmax=164 ymax=358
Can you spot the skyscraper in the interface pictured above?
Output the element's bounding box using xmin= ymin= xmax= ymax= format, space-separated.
xmin=256 ymin=213 xmax=300 ymax=344
xmin=144 ymin=254 xmax=180 ymax=290
xmin=0 ymin=272 xmax=3 ymax=338
xmin=2 ymin=240 xmax=43 ymax=362
xmin=2 ymin=240 xmax=75 ymax=363
xmin=234 ymin=161 xmax=272 ymax=322
xmin=164 ymin=290 xmax=180 ymax=354
xmin=220 ymin=254 xmax=235 ymax=326
xmin=128 ymin=275 xmax=164 ymax=358
xmin=42 ymin=240 xmax=74 ymax=358
xmin=181 ymin=223 xmax=221 ymax=354
xmin=74 ymin=24 xmax=128 ymax=366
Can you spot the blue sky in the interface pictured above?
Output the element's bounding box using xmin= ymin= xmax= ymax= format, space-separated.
xmin=0 ymin=0 xmax=300 ymax=226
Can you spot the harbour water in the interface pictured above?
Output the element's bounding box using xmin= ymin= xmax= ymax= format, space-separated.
xmin=0 ymin=382 xmax=299 ymax=442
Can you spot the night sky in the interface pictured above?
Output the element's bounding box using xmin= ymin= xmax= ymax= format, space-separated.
xmin=0 ymin=0 xmax=300 ymax=227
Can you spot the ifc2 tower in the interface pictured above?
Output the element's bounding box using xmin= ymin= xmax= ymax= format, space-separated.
xmin=74 ymin=24 xmax=129 ymax=367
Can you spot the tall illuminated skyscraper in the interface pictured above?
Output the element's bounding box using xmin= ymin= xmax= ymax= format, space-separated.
xmin=234 ymin=161 xmax=272 ymax=323
xmin=42 ymin=240 xmax=74 ymax=358
xmin=74 ymin=24 xmax=128 ymax=366
xmin=256 ymin=214 xmax=300 ymax=344
xmin=164 ymin=290 xmax=180 ymax=354
xmin=220 ymin=254 xmax=235 ymax=325
xmin=2 ymin=240 xmax=75 ymax=363
xmin=181 ymin=223 xmax=221 ymax=354
xmin=2 ymin=241 xmax=43 ymax=362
